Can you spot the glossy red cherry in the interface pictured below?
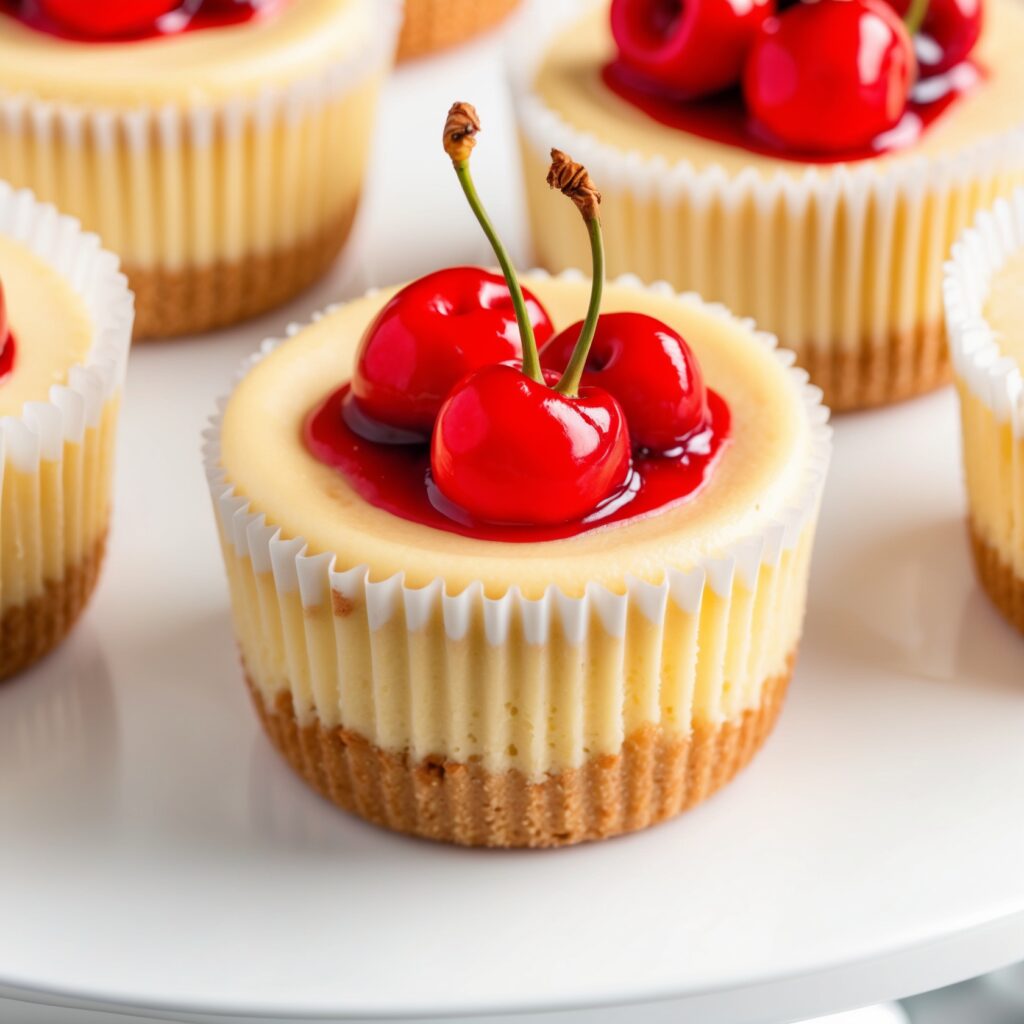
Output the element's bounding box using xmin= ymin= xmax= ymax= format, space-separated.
xmin=888 ymin=0 xmax=982 ymax=74
xmin=540 ymin=312 xmax=708 ymax=454
xmin=742 ymin=0 xmax=916 ymax=154
xmin=35 ymin=0 xmax=181 ymax=37
xmin=351 ymin=267 xmax=554 ymax=438
xmin=611 ymin=0 xmax=776 ymax=98
xmin=431 ymin=364 xmax=631 ymax=526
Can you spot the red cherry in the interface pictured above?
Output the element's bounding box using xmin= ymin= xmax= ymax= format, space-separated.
xmin=888 ymin=0 xmax=982 ymax=74
xmin=540 ymin=312 xmax=708 ymax=454
xmin=35 ymin=0 xmax=182 ymax=37
xmin=431 ymin=364 xmax=631 ymax=526
xmin=351 ymin=267 xmax=554 ymax=438
xmin=611 ymin=0 xmax=776 ymax=98
xmin=742 ymin=0 xmax=916 ymax=154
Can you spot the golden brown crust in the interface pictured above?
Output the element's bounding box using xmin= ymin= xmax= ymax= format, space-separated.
xmin=0 ymin=531 xmax=107 ymax=682
xmin=397 ymin=0 xmax=521 ymax=61
xmin=796 ymin=323 xmax=950 ymax=412
xmin=248 ymin=656 xmax=793 ymax=847
xmin=547 ymin=148 xmax=602 ymax=221
xmin=128 ymin=208 xmax=358 ymax=340
xmin=970 ymin=522 xmax=1024 ymax=635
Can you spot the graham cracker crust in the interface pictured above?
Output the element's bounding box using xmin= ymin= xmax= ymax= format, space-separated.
xmin=128 ymin=209 xmax=357 ymax=340
xmin=799 ymin=324 xmax=950 ymax=412
xmin=0 ymin=532 xmax=107 ymax=682
xmin=249 ymin=657 xmax=793 ymax=848
xmin=397 ymin=0 xmax=520 ymax=60
xmin=970 ymin=522 xmax=1024 ymax=635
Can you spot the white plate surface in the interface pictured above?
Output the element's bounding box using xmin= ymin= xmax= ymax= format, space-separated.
xmin=2 ymin=24 xmax=1023 ymax=1024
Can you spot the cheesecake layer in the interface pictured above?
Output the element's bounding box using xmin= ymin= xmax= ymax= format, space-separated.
xmin=0 ymin=0 xmax=372 ymax=106
xmin=0 ymin=234 xmax=93 ymax=416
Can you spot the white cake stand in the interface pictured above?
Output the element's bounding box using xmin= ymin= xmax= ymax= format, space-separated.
xmin=1 ymin=22 xmax=1022 ymax=1024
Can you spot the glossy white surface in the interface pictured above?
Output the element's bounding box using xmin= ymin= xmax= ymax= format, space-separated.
xmin=1 ymin=19 xmax=1023 ymax=1024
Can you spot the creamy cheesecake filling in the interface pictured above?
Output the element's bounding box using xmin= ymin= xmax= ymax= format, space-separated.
xmin=213 ymin=276 xmax=826 ymax=776
xmin=0 ymin=0 xmax=372 ymax=105
xmin=0 ymin=236 xmax=92 ymax=416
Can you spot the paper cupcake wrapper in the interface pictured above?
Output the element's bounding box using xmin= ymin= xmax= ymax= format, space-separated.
xmin=0 ymin=181 xmax=132 ymax=621
xmin=943 ymin=187 xmax=1024 ymax=591
xmin=509 ymin=0 xmax=1024 ymax=409
xmin=0 ymin=0 xmax=401 ymax=275
xmin=203 ymin=271 xmax=831 ymax=779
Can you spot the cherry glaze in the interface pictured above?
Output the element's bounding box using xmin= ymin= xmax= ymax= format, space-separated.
xmin=305 ymin=382 xmax=730 ymax=542
xmin=602 ymin=53 xmax=981 ymax=164
xmin=0 ymin=281 xmax=14 ymax=381
xmin=1 ymin=0 xmax=283 ymax=42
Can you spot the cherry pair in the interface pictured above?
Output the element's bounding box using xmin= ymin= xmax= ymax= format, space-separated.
xmin=349 ymin=108 xmax=710 ymax=528
xmin=611 ymin=0 xmax=982 ymax=154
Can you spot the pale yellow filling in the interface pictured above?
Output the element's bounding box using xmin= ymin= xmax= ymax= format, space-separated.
xmin=215 ymin=277 xmax=822 ymax=774
xmin=222 ymin=276 xmax=810 ymax=598
xmin=0 ymin=0 xmax=372 ymax=106
xmin=0 ymin=236 xmax=92 ymax=417
xmin=0 ymin=234 xmax=117 ymax=609
xmin=533 ymin=0 xmax=1024 ymax=177
xmin=985 ymin=250 xmax=1024 ymax=373
xmin=962 ymin=252 xmax=1024 ymax=576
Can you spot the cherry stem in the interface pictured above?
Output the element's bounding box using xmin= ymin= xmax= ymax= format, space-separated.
xmin=903 ymin=0 xmax=930 ymax=36
xmin=452 ymin=160 xmax=542 ymax=383
xmin=556 ymin=215 xmax=604 ymax=397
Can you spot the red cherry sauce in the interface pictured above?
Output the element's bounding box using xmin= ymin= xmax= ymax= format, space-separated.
xmin=304 ymin=385 xmax=731 ymax=542
xmin=0 ymin=1 xmax=285 ymax=43
xmin=602 ymin=58 xmax=984 ymax=164
xmin=0 ymin=332 xmax=15 ymax=381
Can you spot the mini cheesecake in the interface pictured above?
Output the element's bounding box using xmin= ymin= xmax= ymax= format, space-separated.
xmin=205 ymin=272 xmax=831 ymax=847
xmin=945 ymin=189 xmax=1024 ymax=634
xmin=0 ymin=0 xmax=398 ymax=338
xmin=0 ymin=183 xmax=132 ymax=678
xmin=511 ymin=0 xmax=1024 ymax=411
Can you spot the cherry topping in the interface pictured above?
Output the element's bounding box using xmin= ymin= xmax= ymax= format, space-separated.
xmin=34 ymin=0 xmax=182 ymax=38
xmin=541 ymin=312 xmax=708 ymax=454
xmin=889 ymin=0 xmax=982 ymax=74
xmin=351 ymin=268 xmax=553 ymax=437
xmin=0 ymin=280 xmax=16 ymax=380
xmin=742 ymin=0 xmax=916 ymax=154
xmin=611 ymin=0 xmax=776 ymax=97
xmin=431 ymin=365 xmax=631 ymax=527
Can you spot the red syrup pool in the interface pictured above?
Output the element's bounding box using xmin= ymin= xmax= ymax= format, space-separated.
xmin=0 ymin=0 xmax=285 ymax=43
xmin=602 ymin=58 xmax=984 ymax=164
xmin=304 ymin=384 xmax=732 ymax=543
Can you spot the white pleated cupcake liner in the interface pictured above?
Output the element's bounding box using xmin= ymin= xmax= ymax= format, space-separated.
xmin=508 ymin=0 xmax=1024 ymax=386
xmin=0 ymin=181 xmax=132 ymax=474
xmin=203 ymin=271 xmax=831 ymax=770
xmin=943 ymin=187 xmax=1024 ymax=436
xmin=0 ymin=0 xmax=402 ymax=273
